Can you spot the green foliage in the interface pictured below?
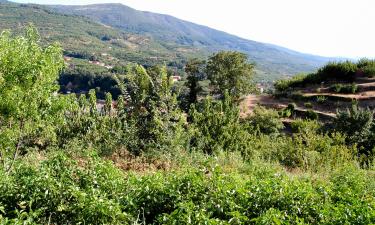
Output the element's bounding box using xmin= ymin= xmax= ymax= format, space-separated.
xmin=274 ymin=60 xmax=367 ymax=93
xmin=190 ymin=92 xmax=251 ymax=155
xmin=1 ymin=26 xmax=375 ymax=225
xmin=334 ymin=104 xmax=375 ymax=162
xmin=247 ymin=106 xmax=285 ymax=135
xmin=363 ymin=65 xmax=375 ymax=77
xmin=274 ymin=73 xmax=312 ymax=92
xmin=357 ymin=58 xmax=375 ymax=77
xmin=304 ymin=102 xmax=313 ymax=108
xmin=318 ymin=61 xmax=357 ymax=81
xmin=0 ymin=153 xmax=374 ymax=224
xmin=124 ymin=65 xmax=187 ymax=154
xmin=305 ymin=109 xmax=319 ymax=120
xmin=290 ymin=119 xmax=320 ymax=134
xmin=0 ymin=26 xmax=64 ymax=173
xmin=329 ymin=83 xmax=358 ymax=94
xmin=316 ymin=95 xmax=327 ymax=103
xmin=183 ymin=58 xmax=205 ymax=110
xmin=206 ymin=51 xmax=255 ymax=98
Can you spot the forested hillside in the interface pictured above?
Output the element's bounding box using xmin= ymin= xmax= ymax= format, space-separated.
xmin=0 ymin=27 xmax=374 ymax=224
xmin=0 ymin=1 xmax=197 ymax=66
xmin=0 ymin=1 xmax=337 ymax=81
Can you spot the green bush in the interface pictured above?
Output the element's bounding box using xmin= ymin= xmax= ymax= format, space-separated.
xmin=0 ymin=153 xmax=374 ymax=224
xmin=290 ymin=119 xmax=320 ymax=134
xmin=305 ymin=109 xmax=319 ymax=120
xmin=304 ymin=102 xmax=313 ymax=108
xmin=363 ymin=64 xmax=375 ymax=77
xmin=318 ymin=61 xmax=357 ymax=81
xmin=334 ymin=104 xmax=375 ymax=163
xmin=274 ymin=61 xmax=361 ymax=93
xmin=316 ymin=95 xmax=327 ymax=103
xmin=329 ymin=83 xmax=358 ymax=94
xmin=247 ymin=106 xmax=285 ymax=135
xmin=274 ymin=73 xmax=320 ymax=92
xmin=190 ymin=92 xmax=251 ymax=155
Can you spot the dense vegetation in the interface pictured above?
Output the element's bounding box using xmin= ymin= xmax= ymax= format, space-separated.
xmin=0 ymin=28 xmax=375 ymax=224
xmin=274 ymin=60 xmax=375 ymax=93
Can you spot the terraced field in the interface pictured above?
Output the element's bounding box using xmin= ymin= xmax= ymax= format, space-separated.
xmin=242 ymin=76 xmax=375 ymax=122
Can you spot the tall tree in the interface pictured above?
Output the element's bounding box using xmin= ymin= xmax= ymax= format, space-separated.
xmin=206 ymin=51 xmax=254 ymax=98
xmin=185 ymin=58 xmax=205 ymax=108
xmin=0 ymin=26 xmax=64 ymax=172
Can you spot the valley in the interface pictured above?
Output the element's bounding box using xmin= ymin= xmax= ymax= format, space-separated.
xmin=0 ymin=1 xmax=374 ymax=224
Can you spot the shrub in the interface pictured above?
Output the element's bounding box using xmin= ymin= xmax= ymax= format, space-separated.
xmin=304 ymin=102 xmax=313 ymax=108
xmin=287 ymin=103 xmax=297 ymax=111
xmin=357 ymin=58 xmax=375 ymax=68
xmin=274 ymin=74 xmax=318 ymax=92
xmin=1 ymin=153 xmax=373 ymax=224
xmin=363 ymin=64 xmax=375 ymax=77
xmin=190 ymin=92 xmax=251 ymax=155
xmin=318 ymin=61 xmax=357 ymax=81
xmin=334 ymin=104 xmax=375 ymax=162
xmin=247 ymin=106 xmax=285 ymax=135
xmin=305 ymin=110 xmax=319 ymax=120
xmin=316 ymin=95 xmax=327 ymax=103
xmin=290 ymin=119 xmax=320 ymax=134
xmin=330 ymin=83 xmax=358 ymax=94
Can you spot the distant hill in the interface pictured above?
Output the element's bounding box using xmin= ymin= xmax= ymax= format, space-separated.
xmin=49 ymin=3 xmax=336 ymax=80
xmin=0 ymin=1 xmax=338 ymax=81
xmin=0 ymin=1 xmax=199 ymax=68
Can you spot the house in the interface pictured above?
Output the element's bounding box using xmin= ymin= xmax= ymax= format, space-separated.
xmin=171 ymin=76 xmax=181 ymax=82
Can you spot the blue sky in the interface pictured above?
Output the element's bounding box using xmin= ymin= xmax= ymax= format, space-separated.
xmin=11 ymin=0 xmax=375 ymax=58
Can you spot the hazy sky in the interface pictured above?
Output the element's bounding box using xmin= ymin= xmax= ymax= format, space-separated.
xmin=11 ymin=0 xmax=375 ymax=58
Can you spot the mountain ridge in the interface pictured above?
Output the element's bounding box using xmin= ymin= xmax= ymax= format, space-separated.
xmin=48 ymin=2 xmax=337 ymax=79
xmin=1 ymin=1 xmax=339 ymax=80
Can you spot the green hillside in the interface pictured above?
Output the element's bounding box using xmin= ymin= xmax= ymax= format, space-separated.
xmin=0 ymin=1 xmax=200 ymax=67
xmin=50 ymin=3 xmax=336 ymax=80
xmin=0 ymin=1 xmax=338 ymax=80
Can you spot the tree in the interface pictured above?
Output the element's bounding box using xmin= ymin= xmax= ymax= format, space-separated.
xmin=206 ymin=51 xmax=255 ymax=98
xmin=190 ymin=91 xmax=250 ymax=154
xmin=125 ymin=65 xmax=187 ymax=154
xmin=184 ymin=58 xmax=205 ymax=109
xmin=0 ymin=26 xmax=64 ymax=173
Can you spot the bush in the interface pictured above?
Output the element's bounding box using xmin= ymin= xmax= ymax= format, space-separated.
xmin=190 ymin=92 xmax=251 ymax=155
xmin=305 ymin=110 xmax=319 ymax=120
xmin=290 ymin=119 xmax=320 ymax=134
xmin=334 ymin=104 xmax=375 ymax=162
xmin=1 ymin=153 xmax=373 ymax=224
xmin=247 ymin=106 xmax=285 ymax=135
xmin=316 ymin=95 xmax=327 ymax=103
xmin=304 ymin=102 xmax=313 ymax=108
xmin=363 ymin=64 xmax=375 ymax=77
xmin=329 ymin=83 xmax=358 ymax=94
xmin=358 ymin=59 xmax=375 ymax=77
xmin=274 ymin=74 xmax=318 ymax=92
xmin=318 ymin=61 xmax=357 ymax=81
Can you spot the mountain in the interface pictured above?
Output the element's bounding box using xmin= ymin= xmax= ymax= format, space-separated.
xmin=49 ymin=3 xmax=335 ymax=80
xmin=0 ymin=1 xmax=336 ymax=80
xmin=0 ymin=1 xmax=199 ymax=68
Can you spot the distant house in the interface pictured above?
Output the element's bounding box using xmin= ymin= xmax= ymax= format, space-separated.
xmin=89 ymin=61 xmax=105 ymax=67
xmin=171 ymin=75 xmax=181 ymax=82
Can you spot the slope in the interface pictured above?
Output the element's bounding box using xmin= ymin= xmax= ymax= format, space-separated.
xmin=50 ymin=3 xmax=335 ymax=80
xmin=0 ymin=1 xmax=199 ymax=67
